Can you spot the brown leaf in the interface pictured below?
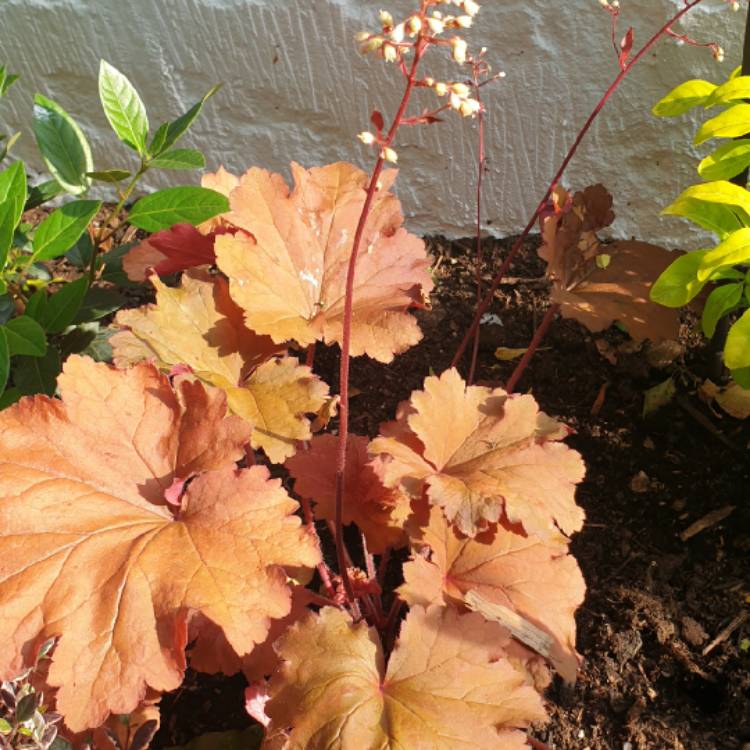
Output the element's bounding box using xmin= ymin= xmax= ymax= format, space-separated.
xmin=400 ymin=507 xmax=585 ymax=682
xmin=285 ymin=434 xmax=410 ymax=553
xmin=0 ymin=356 xmax=320 ymax=731
xmin=540 ymin=184 xmax=680 ymax=341
xmin=370 ymin=369 xmax=585 ymax=540
xmin=214 ymin=162 xmax=433 ymax=362
xmin=266 ymin=605 xmax=547 ymax=749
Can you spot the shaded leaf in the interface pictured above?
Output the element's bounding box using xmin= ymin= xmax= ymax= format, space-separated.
xmin=31 ymin=200 xmax=101 ymax=262
xmin=370 ymin=369 xmax=585 ymax=540
xmin=37 ymin=277 xmax=89 ymax=333
xmin=266 ymin=605 xmax=546 ymax=749
xmin=0 ymin=356 xmax=319 ymax=731
xmin=73 ymin=287 xmax=126 ymax=323
xmin=642 ymin=377 xmax=676 ymax=417
xmin=32 ymin=94 xmax=92 ymax=195
xmin=11 ymin=346 xmax=61 ymax=396
xmin=726 ymin=308 xmax=750 ymax=370
xmin=701 ymin=283 xmax=743 ymax=338
xmin=286 ymin=434 xmax=409 ymax=553
xmin=25 ymin=179 xmax=65 ymax=210
xmin=3 ymin=315 xmax=47 ymax=357
xmin=0 ymin=328 xmax=7 ymax=393
xmin=165 ymin=728 xmax=263 ymax=750
xmin=87 ymin=169 xmax=131 ymax=184
xmin=215 ymin=162 xmax=433 ymax=362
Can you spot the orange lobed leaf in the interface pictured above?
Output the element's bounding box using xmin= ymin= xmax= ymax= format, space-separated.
xmin=0 ymin=356 xmax=320 ymax=732
xmin=266 ymin=604 xmax=547 ymax=749
xmin=540 ymin=184 xmax=680 ymax=342
xmin=285 ymin=434 xmax=411 ymax=554
xmin=123 ymin=167 xmax=240 ymax=281
xmin=370 ymin=368 xmax=585 ymax=541
xmin=399 ymin=506 xmax=585 ymax=682
xmin=214 ymin=162 xmax=433 ymax=362
xmin=111 ymin=270 xmax=327 ymax=463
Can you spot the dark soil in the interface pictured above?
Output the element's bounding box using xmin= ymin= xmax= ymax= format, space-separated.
xmin=143 ymin=234 xmax=749 ymax=750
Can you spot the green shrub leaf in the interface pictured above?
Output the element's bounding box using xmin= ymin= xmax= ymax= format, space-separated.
xmin=705 ymin=75 xmax=750 ymax=107
xmin=149 ymin=148 xmax=206 ymax=170
xmin=37 ymin=277 xmax=89 ymax=333
xmin=98 ymin=61 xmax=149 ymax=153
xmin=665 ymin=181 xmax=750 ymax=228
xmin=701 ymin=283 xmax=744 ymax=338
xmin=32 ymin=94 xmax=92 ymax=195
xmin=3 ymin=315 xmax=47 ymax=357
xmin=662 ymin=195 xmax=742 ymax=239
xmin=0 ymin=328 xmax=8 ymax=393
xmin=128 ymin=186 xmax=228 ymax=232
xmin=87 ymin=169 xmax=131 ymax=183
xmin=650 ymin=250 xmax=708 ymax=307
xmin=725 ymin=308 xmax=750 ymax=370
xmin=31 ymin=200 xmax=101 ymax=262
xmin=698 ymin=139 xmax=750 ymax=181
xmin=695 ymin=103 xmax=750 ymax=145
xmin=0 ymin=161 xmax=27 ymax=267
xmin=25 ymin=179 xmax=64 ymax=210
xmin=698 ymin=227 xmax=750 ymax=281
xmin=11 ymin=346 xmax=61 ymax=396
xmin=73 ymin=287 xmax=126 ymax=323
xmin=652 ymin=79 xmax=717 ymax=117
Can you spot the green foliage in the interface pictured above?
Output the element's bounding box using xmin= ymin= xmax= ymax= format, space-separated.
xmin=652 ymin=70 xmax=750 ymax=387
xmin=0 ymin=64 xmax=21 ymax=163
xmin=0 ymin=60 xmax=224 ymax=408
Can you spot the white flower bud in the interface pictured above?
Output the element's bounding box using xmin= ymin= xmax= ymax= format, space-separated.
xmin=382 ymin=43 xmax=398 ymax=62
xmin=714 ymin=45 xmax=725 ymax=63
xmin=451 ymin=37 xmax=468 ymax=64
xmin=459 ymin=98 xmax=482 ymax=117
xmin=451 ymin=82 xmax=471 ymax=98
xmin=427 ymin=16 xmax=446 ymax=34
xmin=462 ymin=0 xmax=480 ymax=15
xmin=379 ymin=9 xmax=394 ymax=28
xmin=449 ymin=92 xmax=463 ymax=110
xmin=456 ymin=15 xmax=473 ymax=28
xmin=358 ymin=131 xmax=376 ymax=145
xmin=382 ymin=146 xmax=398 ymax=163
xmin=434 ymin=81 xmax=449 ymax=96
xmin=390 ymin=22 xmax=405 ymax=43
xmin=355 ymin=31 xmax=370 ymax=42
xmin=406 ymin=15 xmax=422 ymax=35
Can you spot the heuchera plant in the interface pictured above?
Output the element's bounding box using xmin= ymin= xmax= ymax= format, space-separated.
xmin=651 ymin=64 xmax=750 ymax=388
xmin=0 ymin=1 xmax=742 ymax=749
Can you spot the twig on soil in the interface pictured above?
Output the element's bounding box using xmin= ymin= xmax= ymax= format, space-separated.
xmin=679 ymin=505 xmax=735 ymax=542
xmin=526 ymin=736 xmax=553 ymax=750
xmin=702 ymin=612 xmax=748 ymax=657
xmin=676 ymin=396 xmax=738 ymax=454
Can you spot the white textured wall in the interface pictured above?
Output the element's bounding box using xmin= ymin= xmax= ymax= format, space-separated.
xmin=0 ymin=0 xmax=743 ymax=247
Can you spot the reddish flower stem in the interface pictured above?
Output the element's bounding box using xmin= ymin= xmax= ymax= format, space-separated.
xmin=468 ymin=63 xmax=487 ymax=385
xmin=334 ymin=37 xmax=427 ymax=606
xmin=505 ymin=303 xmax=560 ymax=394
xmin=299 ymin=496 xmax=337 ymax=599
xmin=452 ymin=0 xmax=709 ymax=371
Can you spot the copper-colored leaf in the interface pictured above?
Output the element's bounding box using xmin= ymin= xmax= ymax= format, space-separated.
xmin=214 ymin=162 xmax=433 ymax=362
xmin=0 ymin=356 xmax=320 ymax=732
xmin=370 ymin=369 xmax=585 ymax=540
xmin=266 ymin=605 xmax=546 ymax=749
xmin=400 ymin=507 xmax=585 ymax=681
xmin=540 ymin=184 xmax=680 ymax=341
xmin=285 ymin=434 xmax=410 ymax=554
xmin=112 ymin=271 xmax=326 ymax=462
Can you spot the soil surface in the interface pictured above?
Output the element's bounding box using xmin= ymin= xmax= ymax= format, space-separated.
xmin=140 ymin=235 xmax=749 ymax=750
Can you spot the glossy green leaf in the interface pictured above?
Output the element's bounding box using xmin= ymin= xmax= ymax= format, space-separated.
xmin=73 ymin=287 xmax=125 ymax=323
xmin=65 ymin=232 xmax=95 ymax=268
xmin=698 ymin=139 xmax=750 ymax=181
xmin=0 ymin=387 xmax=21 ymax=410
xmin=697 ymin=228 xmax=750 ymax=281
xmin=98 ymin=60 xmax=149 ymax=153
xmin=24 ymin=288 xmax=47 ymax=322
xmin=0 ymin=327 xmax=8 ymax=393
xmin=3 ymin=315 xmax=47 ymax=357
xmin=37 ymin=277 xmax=89 ymax=333
xmin=11 ymin=346 xmax=61 ymax=396
xmin=661 ymin=195 xmax=743 ymax=239
xmin=31 ymin=199 xmax=101 ymax=262
xmin=652 ymin=79 xmax=717 ymax=117
xmin=99 ymin=242 xmax=140 ymax=287
xmin=725 ymin=308 xmax=750 ymax=370
xmin=0 ymin=294 xmax=13 ymax=325
xmin=149 ymin=148 xmax=206 ymax=170
xmin=128 ymin=186 xmax=229 ymax=232
xmin=0 ymin=161 xmax=27 ymax=267
xmin=665 ymin=181 xmax=750 ymax=226
xmin=149 ymin=83 xmax=222 ymax=156
xmin=32 ymin=94 xmax=92 ymax=195
xmin=0 ymin=159 xmax=26 ymax=205
xmin=701 ymin=283 xmax=743 ymax=338
xmin=695 ymin=103 xmax=750 ymax=145
xmin=25 ymin=179 xmax=64 ymax=210
xmin=87 ymin=169 xmax=131 ymax=183
xmin=650 ymin=250 xmax=708 ymax=307
xmin=705 ymin=75 xmax=750 ymax=107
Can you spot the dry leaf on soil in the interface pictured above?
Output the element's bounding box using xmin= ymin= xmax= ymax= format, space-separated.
xmin=266 ymin=604 xmax=547 ymax=749
xmin=112 ymin=271 xmax=327 ymax=462
xmin=0 ymin=356 xmax=320 ymax=732
xmin=370 ymin=368 xmax=585 ymax=540
xmin=214 ymin=162 xmax=433 ymax=362
xmin=285 ymin=434 xmax=411 ymax=554
xmin=539 ymin=184 xmax=680 ymax=342
xmin=399 ymin=506 xmax=585 ymax=682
